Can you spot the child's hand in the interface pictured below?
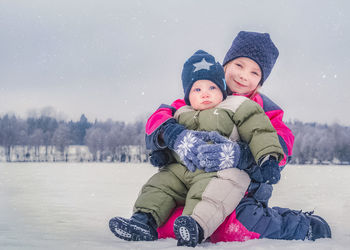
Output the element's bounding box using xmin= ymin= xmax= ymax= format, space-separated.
xmin=197 ymin=139 xmax=241 ymax=172
xmin=207 ymin=131 xmax=232 ymax=144
xmin=250 ymin=156 xmax=281 ymax=184
xmin=149 ymin=150 xmax=171 ymax=167
xmin=173 ymin=130 xmax=212 ymax=172
xmin=259 ymin=156 xmax=281 ymax=184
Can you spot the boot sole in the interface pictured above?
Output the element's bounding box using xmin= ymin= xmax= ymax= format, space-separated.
xmin=173 ymin=216 xmax=199 ymax=247
xmin=109 ymin=217 xmax=157 ymax=241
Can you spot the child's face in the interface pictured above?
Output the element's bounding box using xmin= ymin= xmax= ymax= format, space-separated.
xmin=189 ymin=80 xmax=223 ymax=111
xmin=225 ymin=57 xmax=262 ymax=95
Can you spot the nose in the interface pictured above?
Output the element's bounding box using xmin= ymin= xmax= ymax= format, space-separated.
xmin=239 ymin=71 xmax=247 ymax=81
xmin=201 ymin=91 xmax=210 ymax=98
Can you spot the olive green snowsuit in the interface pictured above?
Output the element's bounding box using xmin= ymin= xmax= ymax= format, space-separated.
xmin=134 ymin=96 xmax=283 ymax=239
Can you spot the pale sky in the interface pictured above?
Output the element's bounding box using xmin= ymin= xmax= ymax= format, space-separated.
xmin=1 ymin=0 xmax=349 ymax=125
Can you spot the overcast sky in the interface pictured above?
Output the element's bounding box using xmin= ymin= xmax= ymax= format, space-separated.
xmin=1 ymin=0 xmax=349 ymax=125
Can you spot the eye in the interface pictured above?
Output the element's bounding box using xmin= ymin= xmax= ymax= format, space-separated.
xmin=235 ymin=63 xmax=242 ymax=68
xmin=193 ymin=88 xmax=201 ymax=92
xmin=252 ymin=71 xmax=260 ymax=76
xmin=209 ymin=85 xmax=217 ymax=90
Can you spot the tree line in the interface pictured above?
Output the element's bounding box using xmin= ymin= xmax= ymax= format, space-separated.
xmin=0 ymin=113 xmax=349 ymax=164
xmin=0 ymin=114 xmax=146 ymax=162
xmin=288 ymin=121 xmax=350 ymax=164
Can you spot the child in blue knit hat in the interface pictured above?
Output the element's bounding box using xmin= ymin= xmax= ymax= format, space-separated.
xmin=109 ymin=50 xmax=286 ymax=247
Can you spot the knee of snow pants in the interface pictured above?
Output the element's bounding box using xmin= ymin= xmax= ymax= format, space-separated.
xmin=133 ymin=163 xmax=187 ymax=226
xmin=247 ymin=182 xmax=273 ymax=206
xmin=191 ymin=168 xmax=250 ymax=239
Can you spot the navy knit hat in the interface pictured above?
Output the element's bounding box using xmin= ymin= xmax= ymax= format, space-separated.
xmin=223 ymin=31 xmax=279 ymax=85
xmin=182 ymin=50 xmax=227 ymax=105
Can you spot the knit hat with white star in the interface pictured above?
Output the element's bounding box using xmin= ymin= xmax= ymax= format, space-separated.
xmin=223 ymin=31 xmax=279 ymax=86
xmin=182 ymin=50 xmax=227 ymax=105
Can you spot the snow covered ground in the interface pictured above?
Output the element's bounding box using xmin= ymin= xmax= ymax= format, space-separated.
xmin=0 ymin=162 xmax=349 ymax=250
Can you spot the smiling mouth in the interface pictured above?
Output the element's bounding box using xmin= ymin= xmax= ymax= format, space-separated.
xmin=234 ymin=80 xmax=246 ymax=87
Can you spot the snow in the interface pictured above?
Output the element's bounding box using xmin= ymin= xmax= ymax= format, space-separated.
xmin=0 ymin=163 xmax=349 ymax=250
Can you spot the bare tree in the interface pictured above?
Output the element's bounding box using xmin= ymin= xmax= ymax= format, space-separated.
xmin=51 ymin=123 xmax=71 ymax=161
xmin=29 ymin=129 xmax=45 ymax=161
xmin=85 ymin=127 xmax=105 ymax=161
xmin=0 ymin=115 xmax=21 ymax=161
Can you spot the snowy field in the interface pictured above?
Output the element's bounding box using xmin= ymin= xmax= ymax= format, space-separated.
xmin=1 ymin=163 xmax=349 ymax=250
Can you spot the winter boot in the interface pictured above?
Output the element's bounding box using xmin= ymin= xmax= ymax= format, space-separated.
xmin=173 ymin=215 xmax=204 ymax=247
xmin=305 ymin=212 xmax=331 ymax=241
xmin=109 ymin=212 xmax=158 ymax=241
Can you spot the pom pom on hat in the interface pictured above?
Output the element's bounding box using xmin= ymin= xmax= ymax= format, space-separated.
xmin=182 ymin=50 xmax=227 ymax=105
xmin=223 ymin=31 xmax=279 ymax=85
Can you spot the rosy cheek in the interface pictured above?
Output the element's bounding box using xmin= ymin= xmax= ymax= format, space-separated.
xmin=227 ymin=78 xmax=236 ymax=87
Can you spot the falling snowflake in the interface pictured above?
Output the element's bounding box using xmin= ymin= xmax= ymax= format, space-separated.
xmin=218 ymin=143 xmax=235 ymax=169
xmin=176 ymin=132 xmax=197 ymax=160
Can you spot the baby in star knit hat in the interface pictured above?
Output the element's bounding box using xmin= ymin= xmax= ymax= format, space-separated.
xmin=109 ymin=50 xmax=284 ymax=247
